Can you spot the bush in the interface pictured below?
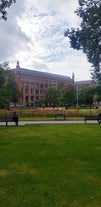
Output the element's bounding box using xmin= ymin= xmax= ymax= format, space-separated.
xmin=0 ymin=107 xmax=100 ymax=118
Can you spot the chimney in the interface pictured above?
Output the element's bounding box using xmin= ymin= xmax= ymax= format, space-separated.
xmin=16 ymin=61 xmax=20 ymax=69
xmin=72 ymin=72 xmax=74 ymax=81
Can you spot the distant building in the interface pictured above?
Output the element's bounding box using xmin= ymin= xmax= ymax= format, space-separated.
xmin=75 ymin=80 xmax=95 ymax=88
xmin=12 ymin=61 xmax=74 ymax=107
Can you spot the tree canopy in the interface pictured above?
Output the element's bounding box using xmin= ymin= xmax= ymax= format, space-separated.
xmin=0 ymin=62 xmax=20 ymax=109
xmin=65 ymin=0 xmax=101 ymax=81
xmin=0 ymin=0 xmax=16 ymax=20
xmin=44 ymin=86 xmax=61 ymax=107
xmin=44 ymin=84 xmax=77 ymax=107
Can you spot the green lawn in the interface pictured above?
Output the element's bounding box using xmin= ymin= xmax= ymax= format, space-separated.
xmin=19 ymin=116 xmax=84 ymax=121
xmin=0 ymin=124 xmax=101 ymax=207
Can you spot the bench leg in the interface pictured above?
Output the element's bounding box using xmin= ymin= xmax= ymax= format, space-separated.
xmin=84 ymin=119 xmax=87 ymax=124
xmin=15 ymin=121 xmax=18 ymax=126
xmin=6 ymin=121 xmax=8 ymax=126
xmin=98 ymin=120 xmax=101 ymax=124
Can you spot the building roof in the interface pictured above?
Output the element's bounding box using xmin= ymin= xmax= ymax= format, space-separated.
xmin=74 ymin=80 xmax=95 ymax=88
xmin=13 ymin=67 xmax=71 ymax=80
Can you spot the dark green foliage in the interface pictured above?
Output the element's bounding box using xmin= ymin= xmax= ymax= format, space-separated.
xmin=0 ymin=62 xmax=20 ymax=109
xmin=44 ymin=85 xmax=77 ymax=107
xmin=79 ymin=86 xmax=94 ymax=107
xmin=65 ymin=0 xmax=101 ymax=81
xmin=63 ymin=86 xmax=76 ymax=106
xmin=44 ymin=86 xmax=61 ymax=106
xmin=0 ymin=0 xmax=16 ymax=20
xmin=78 ymin=83 xmax=101 ymax=106
xmin=6 ymin=72 xmax=21 ymax=106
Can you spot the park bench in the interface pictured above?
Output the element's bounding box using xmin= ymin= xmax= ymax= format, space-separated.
xmin=0 ymin=114 xmax=18 ymax=126
xmin=55 ymin=114 xmax=66 ymax=120
xmin=84 ymin=115 xmax=101 ymax=124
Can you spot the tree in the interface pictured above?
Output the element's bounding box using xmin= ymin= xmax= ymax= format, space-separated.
xmin=63 ymin=86 xmax=76 ymax=107
xmin=0 ymin=0 xmax=16 ymax=20
xmin=44 ymin=86 xmax=61 ymax=107
xmin=79 ymin=86 xmax=94 ymax=107
xmin=78 ymin=83 xmax=101 ymax=107
xmin=64 ymin=0 xmax=101 ymax=81
xmin=93 ymin=84 xmax=101 ymax=105
xmin=0 ymin=62 xmax=20 ymax=109
xmin=6 ymin=71 xmax=21 ymax=107
xmin=0 ymin=64 xmax=10 ymax=108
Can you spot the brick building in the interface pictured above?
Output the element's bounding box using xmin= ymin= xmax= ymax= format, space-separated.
xmin=75 ymin=80 xmax=95 ymax=88
xmin=12 ymin=61 xmax=74 ymax=107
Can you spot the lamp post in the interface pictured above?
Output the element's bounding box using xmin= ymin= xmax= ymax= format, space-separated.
xmin=76 ymin=86 xmax=79 ymax=109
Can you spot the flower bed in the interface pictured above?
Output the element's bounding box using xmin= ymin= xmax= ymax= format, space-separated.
xmin=0 ymin=108 xmax=100 ymax=118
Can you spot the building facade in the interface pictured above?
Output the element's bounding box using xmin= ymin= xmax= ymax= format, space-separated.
xmin=13 ymin=61 xmax=74 ymax=107
xmin=75 ymin=80 xmax=95 ymax=88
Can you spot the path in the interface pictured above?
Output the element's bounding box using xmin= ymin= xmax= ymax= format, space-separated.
xmin=0 ymin=120 xmax=98 ymax=126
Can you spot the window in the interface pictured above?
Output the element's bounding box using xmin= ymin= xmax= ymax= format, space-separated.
xmin=25 ymin=86 xmax=29 ymax=94
xmin=36 ymin=89 xmax=39 ymax=94
xmin=40 ymin=84 xmax=43 ymax=89
xmin=35 ymin=83 xmax=39 ymax=89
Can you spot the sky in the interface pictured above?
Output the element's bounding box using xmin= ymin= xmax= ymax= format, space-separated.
xmin=0 ymin=0 xmax=92 ymax=81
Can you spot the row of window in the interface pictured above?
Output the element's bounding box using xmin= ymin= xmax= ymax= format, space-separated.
xmin=22 ymin=88 xmax=44 ymax=95
xmin=21 ymin=79 xmax=58 ymax=85
xmin=22 ymin=83 xmax=57 ymax=95
xmin=22 ymin=95 xmax=44 ymax=102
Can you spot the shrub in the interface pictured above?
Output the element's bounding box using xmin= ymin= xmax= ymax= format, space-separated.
xmin=0 ymin=108 xmax=100 ymax=118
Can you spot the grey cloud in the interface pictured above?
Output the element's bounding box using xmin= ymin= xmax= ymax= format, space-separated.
xmin=0 ymin=0 xmax=31 ymax=61
xmin=31 ymin=61 xmax=49 ymax=70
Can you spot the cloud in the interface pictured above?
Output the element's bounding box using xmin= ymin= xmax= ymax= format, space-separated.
xmin=0 ymin=0 xmax=92 ymax=80
xmin=0 ymin=0 xmax=30 ymax=61
xmin=17 ymin=5 xmax=73 ymax=62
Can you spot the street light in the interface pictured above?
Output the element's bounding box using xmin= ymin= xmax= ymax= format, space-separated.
xmin=76 ymin=86 xmax=79 ymax=109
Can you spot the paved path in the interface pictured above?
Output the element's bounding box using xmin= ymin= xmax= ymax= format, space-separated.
xmin=0 ymin=120 xmax=98 ymax=126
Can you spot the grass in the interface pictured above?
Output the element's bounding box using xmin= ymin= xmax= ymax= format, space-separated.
xmin=19 ymin=116 xmax=84 ymax=121
xmin=0 ymin=124 xmax=101 ymax=207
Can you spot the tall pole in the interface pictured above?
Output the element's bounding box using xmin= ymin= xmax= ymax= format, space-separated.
xmin=76 ymin=86 xmax=78 ymax=109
